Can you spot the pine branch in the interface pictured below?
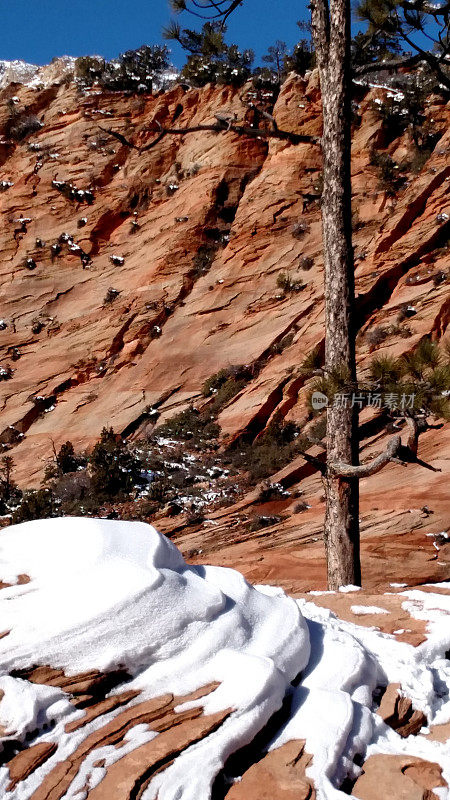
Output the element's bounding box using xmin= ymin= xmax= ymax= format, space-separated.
xmin=400 ymin=31 xmax=450 ymax=90
xmin=399 ymin=0 xmax=450 ymax=19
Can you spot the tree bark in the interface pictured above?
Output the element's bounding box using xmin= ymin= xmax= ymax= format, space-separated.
xmin=311 ymin=0 xmax=361 ymax=589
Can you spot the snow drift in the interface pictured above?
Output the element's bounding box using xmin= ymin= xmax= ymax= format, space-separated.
xmin=0 ymin=518 xmax=449 ymax=800
xmin=0 ymin=518 xmax=310 ymax=798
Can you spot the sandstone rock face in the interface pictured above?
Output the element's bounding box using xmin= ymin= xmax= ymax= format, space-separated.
xmin=0 ymin=72 xmax=449 ymax=494
xmin=0 ymin=57 xmax=76 ymax=90
xmin=0 ymin=680 xmax=229 ymax=800
xmin=227 ymin=740 xmax=315 ymax=800
xmin=353 ymin=754 xmax=446 ymax=800
xmin=377 ymin=682 xmax=427 ymax=737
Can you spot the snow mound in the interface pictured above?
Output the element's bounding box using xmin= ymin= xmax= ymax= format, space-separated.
xmin=276 ymin=596 xmax=450 ymax=799
xmin=0 ymin=518 xmax=309 ymax=796
xmin=0 ymin=519 xmax=449 ymax=800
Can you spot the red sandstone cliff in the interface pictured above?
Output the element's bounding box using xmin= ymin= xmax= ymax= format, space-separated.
xmin=1 ymin=72 xmax=448 ymax=480
xmin=0 ymin=71 xmax=449 ymax=592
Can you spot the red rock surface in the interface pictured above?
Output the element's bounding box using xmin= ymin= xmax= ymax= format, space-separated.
xmin=353 ymin=754 xmax=446 ymax=800
xmin=1 ymin=70 xmax=449 ymax=800
xmin=377 ymin=682 xmax=427 ymax=736
xmin=226 ymin=740 xmax=315 ymax=799
xmin=6 ymin=743 xmax=57 ymax=792
xmin=1 ymin=70 xmax=449 ymax=595
xmin=1 ymin=71 xmax=449 ymax=491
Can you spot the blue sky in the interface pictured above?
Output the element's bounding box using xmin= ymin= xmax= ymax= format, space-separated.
xmin=2 ymin=0 xmax=310 ymax=67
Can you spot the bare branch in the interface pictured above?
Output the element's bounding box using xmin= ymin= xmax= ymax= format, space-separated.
xmin=330 ymin=423 xmax=442 ymax=477
xmin=99 ymin=126 xmax=142 ymax=150
xmin=330 ymin=435 xmax=401 ymax=478
xmin=297 ymin=449 xmax=327 ymax=475
xmin=100 ymin=118 xmax=319 ymax=154
xmin=354 ymin=53 xmax=423 ymax=77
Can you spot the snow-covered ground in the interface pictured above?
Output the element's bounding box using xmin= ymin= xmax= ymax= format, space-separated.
xmin=0 ymin=59 xmax=40 ymax=88
xmin=0 ymin=518 xmax=449 ymax=799
xmin=0 ymin=58 xmax=178 ymax=91
xmin=0 ymin=57 xmax=77 ymax=89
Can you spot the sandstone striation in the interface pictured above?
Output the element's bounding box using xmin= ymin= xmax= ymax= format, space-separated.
xmin=0 ymin=71 xmax=449 ymax=493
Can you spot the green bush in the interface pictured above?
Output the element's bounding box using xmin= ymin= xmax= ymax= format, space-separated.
xmin=89 ymin=427 xmax=142 ymax=498
xmin=76 ymin=46 xmax=170 ymax=93
xmin=12 ymin=489 xmax=57 ymax=523
xmin=202 ymin=364 xmax=252 ymax=396
xmin=285 ymin=39 xmax=315 ymax=75
xmin=74 ymin=55 xmax=106 ymax=84
xmin=166 ymin=22 xmax=253 ymax=87
xmin=248 ymin=514 xmax=282 ymax=531
xmin=156 ymin=407 xmax=220 ymax=446
xmin=370 ymin=150 xmax=407 ymax=196
xmin=229 ymin=416 xmax=301 ymax=482
xmin=276 ymin=272 xmax=305 ymax=294
xmin=7 ymin=113 xmax=43 ymax=142
xmin=56 ymin=441 xmax=85 ymax=474
xmin=101 ymin=45 xmax=170 ymax=92
xmin=181 ymin=48 xmax=253 ymax=87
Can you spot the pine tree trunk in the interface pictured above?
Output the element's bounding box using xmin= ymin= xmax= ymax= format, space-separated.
xmin=311 ymin=0 xmax=361 ymax=589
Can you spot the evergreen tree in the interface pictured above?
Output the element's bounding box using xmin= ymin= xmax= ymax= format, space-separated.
xmin=355 ymin=0 xmax=450 ymax=89
xmin=262 ymin=40 xmax=289 ymax=83
xmin=75 ymin=45 xmax=171 ymax=92
xmin=56 ymin=442 xmax=81 ymax=474
xmin=164 ymin=21 xmax=253 ymax=86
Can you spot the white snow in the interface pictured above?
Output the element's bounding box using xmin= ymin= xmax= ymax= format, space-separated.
xmin=338 ymin=584 xmax=362 ymax=593
xmin=350 ymin=605 xmax=390 ymax=615
xmin=273 ymin=597 xmax=450 ymax=799
xmin=0 ymin=519 xmax=449 ymax=800
xmin=0 ymin=518 xmax=309 ymax=799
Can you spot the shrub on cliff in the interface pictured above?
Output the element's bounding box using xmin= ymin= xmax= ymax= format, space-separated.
xmin=74 ymin=55 xmax=106 ymax=85
xmin=12 ymin=489 xmax=57 ymax=524
xmin=228 ymin=416 xmax=302 ymax=482
xmin=156 ymin=407 xmax=220 ymax=446
xmin=370 ymin=151 xmax=407 ymax=196
xmin=57 ymin=441 xmax=85 ymax=474
xmin=372 ymin=82 xmax=440 ymax=155
xmin=0 ymin=456 xmax=21 ymax=515
xmin=7 ymin=113 xmax=43 ymax=142
xmin=202 ymin=365 xmax=254 ymax=412
xmin=89 ymin=427 xmax=142 ymax=498
xmin=75 ymin=46 xmax=171 ymax=92
xmin=100 ymin=46 xmax=171 ymax=92
xmin=255 ymin=27 xmax=314 ymax=84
